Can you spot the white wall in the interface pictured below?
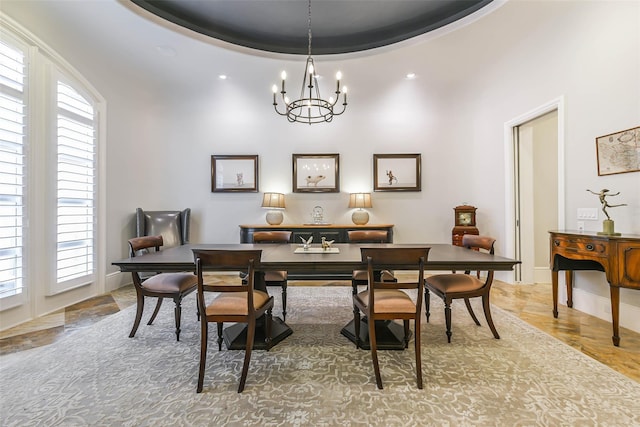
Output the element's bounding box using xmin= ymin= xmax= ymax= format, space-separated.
xmin=2 ymin=0 xmax=639 ymax=331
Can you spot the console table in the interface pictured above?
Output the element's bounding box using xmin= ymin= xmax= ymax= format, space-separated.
xmin=549 ymin=230 xmax=640 ymax=346
xmin=240 ymin=224 xmax=394 ymax=280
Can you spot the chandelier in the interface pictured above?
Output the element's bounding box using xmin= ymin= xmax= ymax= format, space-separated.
xmin=272 ymin=0 xmax=347 ymax=124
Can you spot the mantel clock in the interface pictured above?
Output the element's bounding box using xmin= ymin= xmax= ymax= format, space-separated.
xmin=452 ymin=205 xmax=479 ymax=246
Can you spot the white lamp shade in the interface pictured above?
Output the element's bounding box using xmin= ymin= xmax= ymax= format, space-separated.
xmin=348 ymin=193 xmax=372 ymax=209
xmin=261 ymin=192 xmax=286 ymax=209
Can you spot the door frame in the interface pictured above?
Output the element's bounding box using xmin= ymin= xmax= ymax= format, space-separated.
xmin=503 ymin=96 xmax=566 ymax=283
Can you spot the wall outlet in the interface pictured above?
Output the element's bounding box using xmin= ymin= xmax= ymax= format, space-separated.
xmin=577 ymin=221 xmax=585 ymax=231
xmin=577 ymin=207 xmax=598 ymax=220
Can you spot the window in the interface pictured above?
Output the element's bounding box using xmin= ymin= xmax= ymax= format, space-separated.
xmin=0 ymin=39 xmax=25 ymax=299
xmin=0 ymin=17 xmax=103 ymax=316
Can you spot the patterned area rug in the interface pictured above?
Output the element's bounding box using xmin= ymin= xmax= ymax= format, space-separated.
xmin=1 ymin=286 xmax=639 ymax=426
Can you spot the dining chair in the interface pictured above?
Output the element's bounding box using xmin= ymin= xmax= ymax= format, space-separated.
xmin=192 ymin=249 xmax=274 ymax=393
xmin=353 ymin=246 xmax=430 ymax=389
xmin=127 ymin=235 xmax=197 ymax=341
xmin=424 ymin=235 xmax=500 ymax=343
xmin=347 ymin=230 xmax=395 ymax=295
xmin=251 ymin=231 xmax=291 ymax=320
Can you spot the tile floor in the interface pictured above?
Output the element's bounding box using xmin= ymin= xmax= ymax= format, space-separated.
xmin=1 ymin=278 xmax=639 ymax=383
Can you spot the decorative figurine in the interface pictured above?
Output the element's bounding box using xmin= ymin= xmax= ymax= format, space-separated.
xmin=587 ymin=188 xmax=627 ymax=236
xmin=311 ymin=206 xmax=324 ymax=224
xmin=300 ymin=235 xmax=313 ymax=250
xmin=321 ymin=236 xmax=335 ymax=250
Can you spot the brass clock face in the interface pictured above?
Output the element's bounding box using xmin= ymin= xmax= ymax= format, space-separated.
xmin=458 ymin=212 xmax=472 ymax=225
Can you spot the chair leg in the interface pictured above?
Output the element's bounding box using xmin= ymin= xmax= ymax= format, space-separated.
xmin=173 ymin=296 xmax=183 ymax=341
xmin=353 ymin=306 xmax=361 ymax=349
xmin=147 ymin=297 xmax=163 ymax=325
xmin=414 ymin=317 xmax=423 ymax=389
xmin=281 ymin=282 xmax=287 ymax=321
xmin=403 ymin=320 xmax=410 ymax=349
xmin=265 ymin=307 xmax=273 ymax=350
xmin=129 ymin=291 xmax=145 ymax=338
xmin=444 ymin=299 xmax=453 ymax=343
xmin=238 ymin=318 xmax=255 ymax=393
xmin=197 ymin=320 xmax=208 ymax=393
xmin=424 ymin=289 xmax=431 ymax=323
xmin=464 ymin=297 xmax=481 ymax=326
xmin=217 ymin=322 xmax=224 ymax=351
xmin=368 ymin=315 xmax=383 ymax=389
xmin=482 ymin=294 xmax=500 ymax=339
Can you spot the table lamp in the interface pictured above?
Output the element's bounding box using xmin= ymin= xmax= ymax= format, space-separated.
xmin=348 ymin=193 xmax=372 ymax=225
xmin=261 ymin=192 xmax=286 ymax=225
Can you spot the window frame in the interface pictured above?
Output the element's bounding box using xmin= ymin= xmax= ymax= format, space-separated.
xmin=0 ymin=15 xmax=106 ymax=318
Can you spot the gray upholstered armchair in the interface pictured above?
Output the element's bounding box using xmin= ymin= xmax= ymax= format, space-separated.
xmin=135 ymin=207 xmax=191 ymax=250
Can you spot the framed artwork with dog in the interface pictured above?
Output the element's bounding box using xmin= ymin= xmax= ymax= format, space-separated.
xmin=292 ymin=153 xmax=340 ymax=193
xmin=211 ymin=155 xmax=258 ymax=192
xmin=373 ymin=153 xmax=421 ymax=192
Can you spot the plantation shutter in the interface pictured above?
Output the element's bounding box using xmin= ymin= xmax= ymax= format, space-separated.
xmin=0 ymin=40 xmax=26 ymax=299
xmin=55 ymin=81 xmax=96 ymax=289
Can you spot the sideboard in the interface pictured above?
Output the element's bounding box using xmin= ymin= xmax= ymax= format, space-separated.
xmin=549 ymin=230 xmax=640 ymax=346
xmin=240 ymin=223 xmax=394 ymax=280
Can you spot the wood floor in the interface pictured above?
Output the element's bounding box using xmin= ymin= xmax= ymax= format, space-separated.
xmin=1 ymin=279 xmax=639 ymax=383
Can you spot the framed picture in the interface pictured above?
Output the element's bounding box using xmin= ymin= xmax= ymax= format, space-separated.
xmin=373 ymin=153 xmax=421 ymax=191
xmin=596 ymin=126 xmax=639 ymax=176
xmin=211 ymin=155 xmax=258 ymax=192
xmin=292 ymin=154 xmax=340 ymax=193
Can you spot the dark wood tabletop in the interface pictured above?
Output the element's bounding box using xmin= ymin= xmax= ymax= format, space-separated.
xmin=112 ymin=243 xmax=519 ymax=274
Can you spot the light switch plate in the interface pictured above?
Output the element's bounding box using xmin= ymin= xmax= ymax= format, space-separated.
xmin=577 ymin=208 xmax=598 ymax=220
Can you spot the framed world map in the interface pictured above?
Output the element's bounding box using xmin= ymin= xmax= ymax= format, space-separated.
xmin=596 ymin=126 xmax=640 ymax=176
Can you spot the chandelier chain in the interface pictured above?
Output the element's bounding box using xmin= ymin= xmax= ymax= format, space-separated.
xmin=307 ymin=0 xmax=312 ymax=57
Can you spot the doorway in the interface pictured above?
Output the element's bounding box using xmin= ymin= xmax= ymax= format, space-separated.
xmin=504 ymin=98 xmax=565 ymax=284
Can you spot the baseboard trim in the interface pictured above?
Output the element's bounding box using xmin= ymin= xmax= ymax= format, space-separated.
xmin=558 ymin=287 xmax=640 ymax=334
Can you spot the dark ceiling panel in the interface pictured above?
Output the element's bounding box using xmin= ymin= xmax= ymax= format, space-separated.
xmin=131 ymin=0 xmax=493 ymax=55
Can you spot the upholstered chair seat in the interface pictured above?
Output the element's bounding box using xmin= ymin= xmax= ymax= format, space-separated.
xmin=264 ymin=271 xmax=287 ymax=282
xmin=425 ymin=274 xmax=485 ymax=294
xmin=141 ymin=273 xmax=198 ymax=293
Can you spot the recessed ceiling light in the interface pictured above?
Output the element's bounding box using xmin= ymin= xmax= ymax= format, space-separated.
xmin=218 ymin=75 xmax=227 ymax=80
xmin=406 ymin=73 xmax=417 ymax=79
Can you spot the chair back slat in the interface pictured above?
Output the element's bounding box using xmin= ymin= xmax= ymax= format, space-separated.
xmin=361 ymin=247 xmax=430 ymax=311
xmin=462 ymin=234 xmax=495 ymax=253
xmin=193 ymin=249 xmax=262 ymax=293
xmin=348 ymin=230 xmax=388 ymax=243
xmin=253 ymin=231 xmax=291 ymax=243
xmin=360 ymin=247 xmax=429 ymax=267
xmin=128 ymin=235 xmax=163 ymax=255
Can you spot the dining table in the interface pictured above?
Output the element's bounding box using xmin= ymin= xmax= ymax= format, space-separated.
xmin=113 ymin=242 xmax=519 ymax=350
